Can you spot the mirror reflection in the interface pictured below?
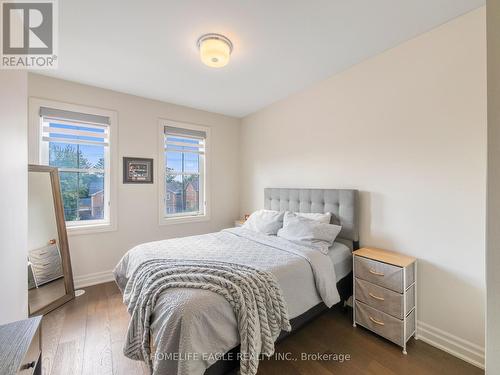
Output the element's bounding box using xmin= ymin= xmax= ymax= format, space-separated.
xmin=28 ymin=166 xmax=74 ymax=315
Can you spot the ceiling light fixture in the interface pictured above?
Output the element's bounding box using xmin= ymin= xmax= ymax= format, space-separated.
xmin=197 ymin=33 xmax=233 ymax=68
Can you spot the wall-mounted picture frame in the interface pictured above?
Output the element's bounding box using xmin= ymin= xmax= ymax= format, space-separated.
xmin=123 ymin=157 xmax=154 ymax=184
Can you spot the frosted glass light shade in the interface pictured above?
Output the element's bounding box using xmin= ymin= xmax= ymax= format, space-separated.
xmin=198 ymin=34 xmax=233 ymax=68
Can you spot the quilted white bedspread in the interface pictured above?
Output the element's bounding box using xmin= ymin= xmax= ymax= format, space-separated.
xmin=114 ymin=227 xmax=340 ymax=375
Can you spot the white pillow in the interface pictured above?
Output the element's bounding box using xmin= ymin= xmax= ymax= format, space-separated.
xmin=277 ymin=212 xmax=342 ymax=254
xmin=295 ymin=211 xmax=331 ymax=224
xmin=242 ymin=209 xmax=285 ymax=235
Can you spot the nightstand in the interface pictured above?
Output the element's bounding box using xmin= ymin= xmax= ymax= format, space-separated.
xmin=0 ymin=316 xmax=42 ymax=375
xmin=234 ymin=219 xmax=246 ymax=227
xmin=353 ymin=247 xmax=417 ymax=354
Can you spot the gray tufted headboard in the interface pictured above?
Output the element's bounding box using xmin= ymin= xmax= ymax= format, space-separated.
xmin=264 ymin=188 xmax=359 ymax=250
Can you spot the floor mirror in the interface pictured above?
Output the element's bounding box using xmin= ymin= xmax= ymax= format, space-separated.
xmin=28 ymin=165 xmax=75 ymax=316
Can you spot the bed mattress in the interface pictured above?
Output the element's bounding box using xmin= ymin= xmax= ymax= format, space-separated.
xmin=114 ymin=228 xmax=352 ymax=375
xmin=329 ymin=241 xmax=353 ymax=282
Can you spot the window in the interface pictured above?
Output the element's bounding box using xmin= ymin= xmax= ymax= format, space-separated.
xmin=159 ymin=121 xmax=209 ymax=223
xmin=37 ymin=105 xmax=115 ymax=231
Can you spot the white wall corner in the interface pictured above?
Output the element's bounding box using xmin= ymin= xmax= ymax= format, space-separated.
xmin=74 ymin=270 xmax=115 ymax=289
xmin=417 ymin=320 xmax=485 ymax=369
xmin=0 ymin=71 xmax=28 ymax=324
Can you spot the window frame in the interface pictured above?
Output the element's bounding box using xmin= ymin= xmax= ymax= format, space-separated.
xmin=158 ymin=119 xmax=210 ymax=225
xmin=29 ymin=98 xmax=118 ymax=235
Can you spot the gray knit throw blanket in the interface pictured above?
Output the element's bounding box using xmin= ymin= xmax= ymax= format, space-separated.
xmin=122 ymin=259 xmax=291 ymax=375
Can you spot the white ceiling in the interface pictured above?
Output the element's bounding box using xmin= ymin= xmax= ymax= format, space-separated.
xmin=41 ymin=0 xmax=484 ymax=118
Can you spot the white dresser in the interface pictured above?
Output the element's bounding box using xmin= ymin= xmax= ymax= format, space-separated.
xmin=353 ymin=247 xmax=417 ymax=354
xmin=28 ymin=244 xmax=64 ymax=287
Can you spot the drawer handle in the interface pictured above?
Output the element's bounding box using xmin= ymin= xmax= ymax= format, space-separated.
xmin=369 ymin=292 xmax=385 ymax=301
xmin=369 ymin=268 xmax=385 ymax=276
xmin=369 ymin=316 xmax=385 ymax=326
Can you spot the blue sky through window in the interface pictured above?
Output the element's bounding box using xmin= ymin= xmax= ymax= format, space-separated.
xmin=165 ymin=136 xmax=201 ymax=173
xmin=166 ymin=152 xmax=199 ymax=173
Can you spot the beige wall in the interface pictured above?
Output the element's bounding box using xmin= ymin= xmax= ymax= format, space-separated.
xmin=0 ymin=71 xmax=28 ymax=324
xmin=28 ymin=73 xmax=240 ymax=285
xmin=486 ymin=1 xmax=500 ymax=373
xmin=240 ymin=8 xmax=486 ymax=366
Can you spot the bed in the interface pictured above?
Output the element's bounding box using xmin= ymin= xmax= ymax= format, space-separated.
xmin=114 ymin=188 xmax=359 ymax=375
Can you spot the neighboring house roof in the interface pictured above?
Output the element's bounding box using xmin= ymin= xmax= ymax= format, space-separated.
xmin=89 ymin=180 xmax=104 ymax=195
xmin=167 ymin=187 xmax=182 ymax=194
xmin=91 ymin=189 xmax=104 ymax=197
xmin=166 ymin=179 xmax=199 ymax=194
xmin=167 ymin=179 xmax=182 ymax=193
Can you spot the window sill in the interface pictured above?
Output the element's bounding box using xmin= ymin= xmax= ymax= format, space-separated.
xmin=159 ymin=214 xmax=210 ymax=226
xmin=67 ymin=222 xmax=117 ymax=236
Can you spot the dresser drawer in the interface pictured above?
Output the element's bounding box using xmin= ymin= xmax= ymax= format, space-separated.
xmin=355 ymin=278 xmax=415 ymax=319
xmin=18 ymin=324 xmax=40 ymax=374
xmin=29 ymin=244 xmax=61 ymax=264
xmin=355 ymin=300 xmax=415 ymax=346
xmin=29 ymin=244 xmax=63 ymax=286
xmin=354 ymin=255 xmax=414 ymax=292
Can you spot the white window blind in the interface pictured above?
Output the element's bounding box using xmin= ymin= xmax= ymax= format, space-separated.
xmin=40 ymin=107 xmax=110 ymax=148
xmin=165 ymin=126 xmax=206 ymax=154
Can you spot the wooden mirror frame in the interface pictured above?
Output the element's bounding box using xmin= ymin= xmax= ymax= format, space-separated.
xmin=28 ymin=165 xmax=75 ymax=316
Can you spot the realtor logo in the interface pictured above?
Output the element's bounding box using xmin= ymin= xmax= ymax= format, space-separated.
xmin=1 ymin=0 xmax=58 ymax=69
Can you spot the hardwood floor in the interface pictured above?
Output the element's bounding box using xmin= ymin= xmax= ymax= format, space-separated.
xmin=41 ymin=282 xmax=483 ymax=375
xmin=29 ymin=278 xmax=66 ymax=313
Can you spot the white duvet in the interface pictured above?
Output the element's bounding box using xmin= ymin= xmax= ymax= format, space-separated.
xmin=114 ymin=227 xmax=340 ymax=375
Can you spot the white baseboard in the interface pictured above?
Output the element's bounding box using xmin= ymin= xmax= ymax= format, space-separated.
xmin=417 ymin=320 xmax=484 ymax=369
xmin=74 ymin=270 xmax=114 ymax=289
